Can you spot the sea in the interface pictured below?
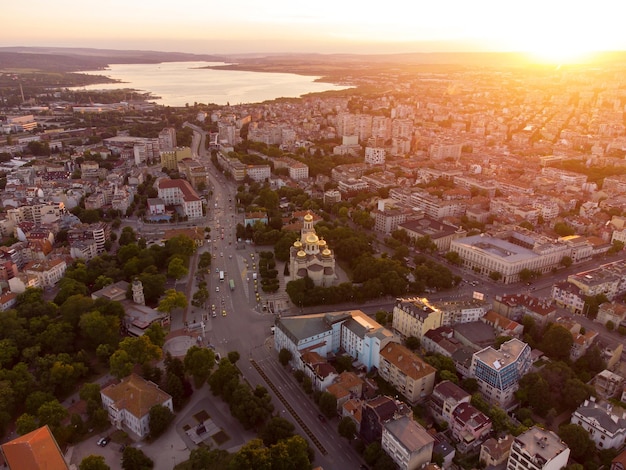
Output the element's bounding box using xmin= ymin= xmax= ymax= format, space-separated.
xmin=72 ymin=61 xmax=350 ymax=107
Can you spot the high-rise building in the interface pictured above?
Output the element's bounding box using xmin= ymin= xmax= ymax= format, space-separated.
xmin=470 ymin=338 xmax=531 ymax=409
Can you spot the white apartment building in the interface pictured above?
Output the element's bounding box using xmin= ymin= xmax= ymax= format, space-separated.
xmin=410 ymin=191 xmax=467 ymax=220
xmin=431 ymin=299 xmax=490 ymax=326
xmin=288 ymin=161 xmax=309 ymax=180
xmin=507 ymin=427 xmax=570 ymax=470
xmin=245 ymin=165 xmax=271 ymax=182
xmin=156 ymin=178 xmax=203 ymax=219
xmin=274 ymin=310 xmax=397 ymax=374
xmin=365 ymin=147 xmax=386 ymax=165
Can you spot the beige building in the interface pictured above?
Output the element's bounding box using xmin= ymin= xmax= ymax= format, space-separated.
xmin=160 ymin=147 xmax=191 ymax=171
xmin=379 ymin=343 xmax=436 ymax=404
xmin=507 ymin=427 xmax=570 ymax=470
xmin=392 ymin=298 xmax=443 ymax=341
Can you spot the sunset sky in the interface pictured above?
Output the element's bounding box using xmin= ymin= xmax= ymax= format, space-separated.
xmin=4 ymin=0 xmax=625 ymax=62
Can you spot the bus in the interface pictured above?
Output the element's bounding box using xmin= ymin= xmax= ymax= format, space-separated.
xmin=219 ymin=271 xmax=224 ymax=281
xmin=229 ymin=279 xmax=235 ymax=291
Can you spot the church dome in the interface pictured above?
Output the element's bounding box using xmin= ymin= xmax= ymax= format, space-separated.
xmin=293 ymin=240 xmax=302 ymax=249
xmin=297 ymin=250 xmax=307 ymax=258
xmin=304 ymin=213 xmax=313 ymax=222
xmin=305 ymin=233 xmax=319 ymax=244
xmin=322 ymin=248 xmax=331 ymax=257
xmin=318 ymin=239 xmax=327 ymax=248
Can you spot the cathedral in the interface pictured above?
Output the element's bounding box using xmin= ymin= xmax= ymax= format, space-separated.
xmin=289 ymin=212 xmax=336 ymax=286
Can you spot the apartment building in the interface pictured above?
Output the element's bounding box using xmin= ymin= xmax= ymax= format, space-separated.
xmin=429 ymin=380 xmax=471 ymax=425
xmin=431 ymin=299 xmax=489 ymax=326
xmin=470 ymin=338 xmax=532 ymax=409
xmin=364 ymin=147 xmax=386 ymax=165
xmin=572 ymin=398 xmax=626 ymax=450
xmin=507 ymin=427 xmax=569 ymax=470
xmin=378 ymin=343 xmax=436 ymax=404
xmin=567 ymin=260 xmax=626 ymax=301
xmin=23 ymin=258 xmax=67 ymax=287
xmin=288 ymin=161 xmax=309 ymax=180
xmin=381 ymin=416 xmax=434 ymax=470
xmin=274 ymin=310 xmax=397 ymax=374
xmin=67 ymin=222 xmax=110 ymax=254
xmin=160 ymin=147 xmax=192 ymax=171
xmin=392 ymin=298 xmax=443 ymax=341
xmin=156 ymin=178 xmax=203 ymax=219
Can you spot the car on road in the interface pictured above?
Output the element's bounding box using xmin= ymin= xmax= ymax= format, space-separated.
xmin=216 ymin=286 xmax=220 ymax=292
xmin=317 ymin=414 xmax=326 ymax=423
xmin=97 ymin=436 xmax=111 ymax=447
xmin=222 ymin=309 xmax=227 ymax=317
xmin=212 ymin=311 xmax=217 ymax=318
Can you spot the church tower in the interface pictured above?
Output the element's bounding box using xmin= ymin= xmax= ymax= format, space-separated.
xmin=132 ymin=278 xmax=145 ymax=306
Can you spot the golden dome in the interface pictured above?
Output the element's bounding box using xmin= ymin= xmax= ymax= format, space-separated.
xmin=297 ymin=250 xmax=307 ymax=258
xmin=293 ymin=240 xmax=302 ymax=248
xmin=304 ymin=213 xmax=313 ymax=222
xmin=322 ymin=248 xmax=331 ymax=257
xmin=305 ymin=233 xmax=319 ymax=244
xmin=318 ymin=239 xmax=327 ymax=247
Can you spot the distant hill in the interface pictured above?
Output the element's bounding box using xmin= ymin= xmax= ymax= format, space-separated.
xmin=2 ymin=46 xmax=625 ymax=75
xmin=0 ymin=47 xmax=227 ymax=72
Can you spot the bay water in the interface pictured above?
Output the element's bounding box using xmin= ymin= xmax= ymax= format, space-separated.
xmin=73 ymin=61 xmax=350 ymax=107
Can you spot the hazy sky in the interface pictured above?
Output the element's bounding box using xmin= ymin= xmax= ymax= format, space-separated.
xmin=4 ymin=0 xmax=626 ymax=60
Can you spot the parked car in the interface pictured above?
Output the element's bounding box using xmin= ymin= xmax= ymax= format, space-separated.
xmin=97 ymin=436 xmax=111 ymax=447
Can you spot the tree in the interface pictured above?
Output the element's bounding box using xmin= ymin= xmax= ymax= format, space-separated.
xmin=229 ymin=439 xmax=271 ymax=470
xmin=269 ymin=435 xmax=311 ymax=470
xmin=15 ymin=413 xmax=38 ymax=435
xmin=278 ymin=348 xmax=293 ymax=367
xmin=37 ymin=400 xmax=68 ymax=429
xmin=118 ymin=336 xmax=162 ymax=367
xmin=228 ymin=350 xmax=241 ymax=364
xmin=560 ymin=256 xmax=573 ymax=268
xmin=489 ymin=271 xmax=502 ymax=282
xmin=540 ymin=324 xmax=574 ymax=361
xmin=404 ymin=336 xmax=420 ymax=351
xmin=338 ymin=416 xmax=357 ymax=440
xmin=167 ymin=257 xmax=188 ymax=280
xmin=79 ymin=455 xmax=111 ymax=470
xmin=121 ymin=446 xmax=154 ymax=470
xmin=183 ymin=346 xmax=215 ymax=387
xmin=258 ymin=416 xmax=295 ymax=447
xmin=157 ymin=289 xmax=187 ymax=317
xmin=109 ymin=350 xmax=133 ymax=379
xmin=319 ymin=392 xmax=337 ymax=418
xmin=558 ymin=423 xmax=594 ymax=461
xmin=148 ymin=404 xmax=174 ymax=439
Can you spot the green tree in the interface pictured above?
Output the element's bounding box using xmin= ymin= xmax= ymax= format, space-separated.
xmin=558 ymin=423 xmax=594 ymax=461
xmin=148 ymin=404 xmax=174 ymax=439
xmin=15 ymin=413 xmax=38 ymax=435
xmin=121 ymin=446 xmax=154 ymax=470
xmin=157 ymin=289 xmax=187 ymax=319
xmin=489 ymin=271 xmax=503 ymax=281
xmin=167 ymin=257 xmax=188 ymax=280
xmin=229 ymin=439 xmax=271 ymax=470
xmin=404 ymin=336 xmax=420 ymax=351
xmin=118 ymin=336 xmax=162 ymax=367
xmin=143 ymin=323 xmax=166 ymax=348
xmin=183 ymin=346 xmax=215 ymax=387
xmin=79 ymin=455 xmax=111 ymax=470
xmin=109 ymin=350 xmax=133 ymax=379
xmin=540 ymin=324 xmax=574 ymax=361
xmin=269 ymin=435 xmax=311 ymax=470
xmin=278 ymin=348 xmax=293 ymax=367
xmin=338 ymin=416 xmax=357 ymax=440
xmin=37 ymin=399 xmax=68 ymax=429
xmin=259 ymin=416 xmax=295 ymax=447
xmin=319 ymin=392 xmax=337 ymax=418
